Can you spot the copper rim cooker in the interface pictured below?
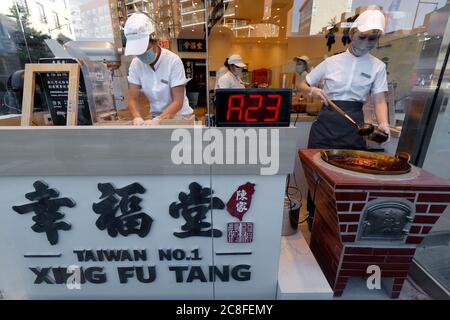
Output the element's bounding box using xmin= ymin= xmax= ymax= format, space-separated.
xmin=320 ymin=150 xmax=412 ymax=175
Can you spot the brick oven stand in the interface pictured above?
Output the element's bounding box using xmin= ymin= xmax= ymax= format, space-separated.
xmin=300 ymin=149 xmax=450 ymax=298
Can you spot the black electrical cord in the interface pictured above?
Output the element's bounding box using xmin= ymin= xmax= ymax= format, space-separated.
xmin=304 ymin=176 xmax=321 ymax=225
xmin=286 ymin=173 xmax=302 ymax=206
xmin=294 ymin=110 xmax=300 ymax=126
xmin=297 ymin=174 xmax=321 ymax=226
xmin=285 ymin=172 xmax=307 ymax=226
xmin=289 ymin=171 xmax=303 ymax=200
xmin=285 ymin=174 xmax=293 ymax=212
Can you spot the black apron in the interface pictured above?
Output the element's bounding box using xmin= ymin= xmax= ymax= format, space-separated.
xmin=308 ymin=100 xmax=366 ymax=150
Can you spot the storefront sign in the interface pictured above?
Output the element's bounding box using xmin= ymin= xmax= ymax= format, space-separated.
xmin=0 ymin=175 xmax=285 ymax=299
xmin=183 ymin=60 xmax=195 ymax=80
xmin=177 ymin=39 xmax=206 ymax=52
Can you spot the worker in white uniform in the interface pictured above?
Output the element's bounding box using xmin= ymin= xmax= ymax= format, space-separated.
xmin=124 ymin=13 xmax=193 ymax=126
xmin=297 ymin=9 xmax=391 ymax=229
xmin=299 ymin=9 xmax=390 ymax=149
xmin=215 ymin=55 xmax=247 ymax=89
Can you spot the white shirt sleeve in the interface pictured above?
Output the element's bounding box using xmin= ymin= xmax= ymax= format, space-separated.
xmin=216 ymin=74 xmax=231 ymax=89
xmin=371 ymin=64 xmax=388 ymax=95
xmin=170 ymin=57 xmax=188 ymax=88
xmin=127 ymin=58 xmax=141 ymax=86
xmin=305 ymin=60 xmax=327 ymax=87
xmin=214 ymin=78 xmax=221 ymax=90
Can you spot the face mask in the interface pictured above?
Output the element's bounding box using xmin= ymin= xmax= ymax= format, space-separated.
xmin=350 ymin=38 xmax=377 ymax=56
xmin=296 ymin=64 xmax=306 ymax=74
xmin=233 ymin=67 xmax=243 ymax=77
xmin=137 ymin=47 xmax=157 ymax=64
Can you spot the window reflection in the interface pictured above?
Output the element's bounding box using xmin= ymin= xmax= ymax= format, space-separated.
xmin=207 ymin=0 xmax=449 ymax=132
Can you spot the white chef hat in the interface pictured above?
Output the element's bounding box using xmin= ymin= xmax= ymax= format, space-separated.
xmin=227 ymin=55 xmax=247 ymax=68
xmin=353 ymin=9 xmax=386 ymax=33
xmin=124 ymin=13 xmax=156 ymax=56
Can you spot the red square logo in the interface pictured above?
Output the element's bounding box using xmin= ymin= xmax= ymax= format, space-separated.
xmin=227 ymin=222 xmax=254 ymax=243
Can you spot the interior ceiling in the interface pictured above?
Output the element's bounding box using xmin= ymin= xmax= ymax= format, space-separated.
xmin=179 ymin=25 xmax=205 ymax=39
xmin=177 ymin=0 xmax=293 ymax=40
xmin=234 ymin=0 xmax=293 ymax=24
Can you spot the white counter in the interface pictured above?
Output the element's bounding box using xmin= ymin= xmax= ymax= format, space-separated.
xmin=0 ymin=125 xmax=303 ymax=299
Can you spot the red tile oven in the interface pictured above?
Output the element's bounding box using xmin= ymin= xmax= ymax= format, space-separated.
xmin=299 ymin=149 xmax=450 ymax=298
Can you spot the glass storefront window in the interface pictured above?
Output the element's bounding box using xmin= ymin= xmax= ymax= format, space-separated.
xmin=1 ymin=0 xmax=448 ymax=132
xmin=207 ymin=0 xmax=450 ymax=137
xmin=0 ymin=0 xmax=120 ymax=118
xmin=206 ymin=0 xmax=450 ymax=299
xmin=0 ymin=0 xmax=450 ymax=301
xmin=415 ymin=39 xmax=450 ymax=298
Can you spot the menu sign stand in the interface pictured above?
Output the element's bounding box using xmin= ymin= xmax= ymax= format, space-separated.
xmin=38 ymin=58 xmax=93 ymax=126
xmin=21 ymin=63 xmax=80 ymax=126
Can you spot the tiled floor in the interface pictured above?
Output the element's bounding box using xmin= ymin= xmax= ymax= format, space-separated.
xmin=414 ymin=230 xmax=450 ymax=295
xmin=333 ymin=276 xmax=431 ymax=300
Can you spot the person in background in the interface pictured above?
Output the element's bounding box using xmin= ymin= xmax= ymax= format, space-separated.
xmin=297 ymin=9 xmax=391 ymax=230
xmin=293 ymin=56 xmax=313 ymax=108
xmin=124 ymin=13 xmax=193 ymax=126
xmin=293 ymin=55 xmax=311 ymax=84
xmin=215 ymin=55 xmax=247 ymax=89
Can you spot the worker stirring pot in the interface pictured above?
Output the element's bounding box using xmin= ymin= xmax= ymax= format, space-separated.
xmin=297 ymin=9 xmax=391 ymax=229
xmin=124 ymin=13 xmax=193 ymax=126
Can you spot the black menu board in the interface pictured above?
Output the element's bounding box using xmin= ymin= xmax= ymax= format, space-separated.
xmin=39 ymin=58 xmax=92 ymax=125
